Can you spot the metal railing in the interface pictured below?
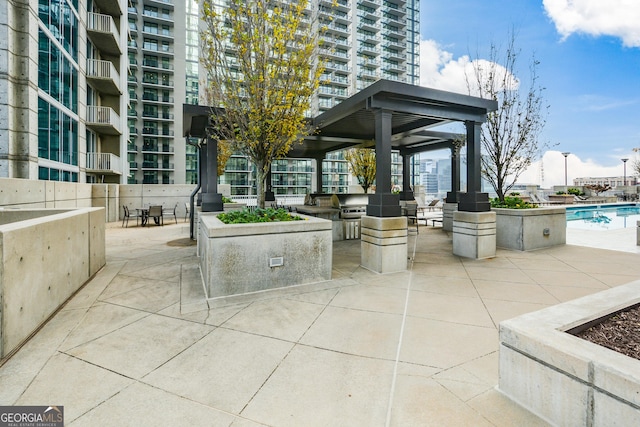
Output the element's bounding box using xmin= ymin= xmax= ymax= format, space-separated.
xmin=86 ymin=152 xmax=122 ymax=174
xmin=87 ymin=59 xmax=120 ymax=84
xmin=86 ymin=106 xmax=122 ymax=133
xmin=87 ymin=12 xmax=121 ymax=40
xmin=229 ymin=195 xmax=306 ymax=207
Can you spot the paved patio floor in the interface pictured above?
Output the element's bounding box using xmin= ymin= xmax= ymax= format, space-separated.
xmin=2 ymin=221 xmax=640 ymax=426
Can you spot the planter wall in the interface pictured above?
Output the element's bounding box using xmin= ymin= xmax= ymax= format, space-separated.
xmin=548 ymin=194 xmax=574 ymax=204
xmin=494 ymin=206 xmax=566 ymax=251
xmin=199 ymin=214 xmax=332 ymax=299
xmin=499 ymin=280 xmax=640 ymax=425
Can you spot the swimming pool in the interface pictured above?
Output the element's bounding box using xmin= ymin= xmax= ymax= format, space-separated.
xmin=566 ymin=203 xmax=640 ymax=230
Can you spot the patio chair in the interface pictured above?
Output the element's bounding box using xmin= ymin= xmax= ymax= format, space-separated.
xmin=184 ymin=202 xmax=190 ymax=222
xmin=122 ymin=205 xmax=141 ymax=227
xmin=403 ymin=204 xmax=419 ymax=234
xmin=163 ymin=203 xmax=178 ymax=224
xmin=147 ymin=205 xmax=164 ymax=226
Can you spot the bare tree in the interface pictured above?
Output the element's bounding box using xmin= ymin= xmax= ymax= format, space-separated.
xmin=467 ymin=31 xmax=552 ymax=201
xmin=201 ymin=0 xmax=325 ymax=208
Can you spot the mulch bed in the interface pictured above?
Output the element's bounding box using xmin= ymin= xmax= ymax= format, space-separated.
xmin=575 ymin=305 xmax=640 ymax=361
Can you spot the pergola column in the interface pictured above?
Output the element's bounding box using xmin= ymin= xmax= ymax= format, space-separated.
xmin=445 ymin=140 xmax=463 ymax=203
xmin=314 ymin=155 xmax=324 ymax=193
xmin=458 ymin=121 xmax=490 ymax=212
xmin=367 ymin=109 xmax=400 ymax=217
xmin=399 ymin=150 xmax=414 ymax=201
xmin=201 ymin=135 xmax=223 ymax=212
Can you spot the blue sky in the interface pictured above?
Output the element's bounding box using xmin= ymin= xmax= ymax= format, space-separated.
xmin=418 ymin=0 xmax=640 ymax=186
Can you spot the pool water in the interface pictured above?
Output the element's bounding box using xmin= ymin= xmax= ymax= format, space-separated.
xmin=566 ymin=204 xmax=640 ymax=230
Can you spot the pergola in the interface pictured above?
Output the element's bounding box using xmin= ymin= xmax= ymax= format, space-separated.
xmin=184 ymin=79 xmax=498 ymax=217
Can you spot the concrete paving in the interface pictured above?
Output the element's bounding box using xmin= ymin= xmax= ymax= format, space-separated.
xmin=2 ymin=221 xmax=640 ymax=426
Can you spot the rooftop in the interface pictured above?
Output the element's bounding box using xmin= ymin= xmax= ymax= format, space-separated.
xmin=1 ymin=221 xmax=639 ymax=425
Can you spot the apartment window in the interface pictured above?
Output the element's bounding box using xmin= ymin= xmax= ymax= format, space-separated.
xmin=38 ymin=30 xmax=78 ymax=113
xmin=37 ymin=97 xmax=78 ymax=167
xmin=143 ymin=22 xmax=158 ymax=34
xmin=38 ymin=0 xmax=78 ymax=61
xmin=143 ymin=39 xmax=158 ymax=51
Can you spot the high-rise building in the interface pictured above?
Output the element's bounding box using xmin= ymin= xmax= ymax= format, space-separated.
xmin=126 ymin=0 xmax=195 ymax=185
xmin=0 ymin=0 xmax=128 ymax=183
xmin=215 ymin=0 xmax=420 ymax=195
xmin=0 ymin=0 xmax=418 ymax=191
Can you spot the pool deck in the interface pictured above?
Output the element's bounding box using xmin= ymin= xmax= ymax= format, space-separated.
xmin=1 ymin=221 xmax=639 ymax=426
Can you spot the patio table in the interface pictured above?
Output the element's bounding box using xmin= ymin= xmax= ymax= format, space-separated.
xmin=136 ymin=208 xmax=149 ymax=226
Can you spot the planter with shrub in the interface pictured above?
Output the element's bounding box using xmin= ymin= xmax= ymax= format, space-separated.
xmin=492 ymin=197 xmax=566 ymax=251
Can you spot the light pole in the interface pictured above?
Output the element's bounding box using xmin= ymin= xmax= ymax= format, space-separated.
xmin=562 ymin=152 xmax=570 ymax=187
xmin=622 ymin=158 xmax=629 ymax=187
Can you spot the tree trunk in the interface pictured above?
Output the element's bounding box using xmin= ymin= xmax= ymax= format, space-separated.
xmin=255 ymin=161 xmax=267 ymax=209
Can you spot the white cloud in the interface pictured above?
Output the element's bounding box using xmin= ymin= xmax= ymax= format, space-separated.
xmin=543 ymin=0 xmax=640 ymax=47
xmin=419 ymin=39 xmax=519 ymax=97
xmin=517 ymin=150 xmax=638 ymax=187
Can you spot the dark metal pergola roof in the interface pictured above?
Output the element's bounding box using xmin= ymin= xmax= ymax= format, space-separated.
xmin=289 ymin=79 xmax=497 ymax=158
xmin=183 ymin=79 xmax=498 ymax=214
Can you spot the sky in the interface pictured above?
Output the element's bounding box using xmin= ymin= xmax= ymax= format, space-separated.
xmin=418 ymin=0 xmax=640 ymax=187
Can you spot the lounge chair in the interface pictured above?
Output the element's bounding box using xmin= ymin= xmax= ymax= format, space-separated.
xmin=426 ymin=199 xmax=440 ymax=211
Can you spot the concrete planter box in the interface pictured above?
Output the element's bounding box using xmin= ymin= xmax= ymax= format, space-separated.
xmin=494 ymin=206 xmax=566 ymax=251
xmin=499 ymin=280 xmax=640 ymax=426
xmin=548 ymin=194 xmax=574 ymax=204
xmin=199 ymin=214 xmax=332 ymax=300
xmin=0 ymin=208 xmax=105 ymax=359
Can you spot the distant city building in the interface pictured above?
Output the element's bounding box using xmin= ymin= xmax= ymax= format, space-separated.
xmin=574 ymin=176 xmax=638 ymax=188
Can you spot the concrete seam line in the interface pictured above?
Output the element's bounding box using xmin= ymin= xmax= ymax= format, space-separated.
xmin=385 ymin=235 xmax=417 ymax=427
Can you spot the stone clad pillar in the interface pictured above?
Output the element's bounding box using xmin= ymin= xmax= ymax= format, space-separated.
xmin=361 ymin=216 xmax=408 ymax=273
xmin=453 ymin=211 xmax=496 ymax=259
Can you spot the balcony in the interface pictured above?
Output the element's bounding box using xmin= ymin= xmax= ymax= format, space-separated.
xmin=86 ymin=106 xmax=122 ymax=135
xmin=86 ymin=59 xmax=121 ymax=95
xmin=93 ymin=0 xmax=123 ymax=17
xmin=146 ymin=0 xmax=174 ymax=7
xmin=141 ymin=162 xmax=174 ymax=170
xmin=142 ymin=9 xmax=173 ymax=23
xmin=86 ymin=152 xmax=122 ymax=175
xmin=87 ymin=12 xmax=121 ymax=56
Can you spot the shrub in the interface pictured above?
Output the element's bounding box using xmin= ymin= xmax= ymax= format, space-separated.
xmin=490 ymin=196 xmax=537 ymax=209
xmin=217 ymin=207 xmax=304 ymax=224
xmin=222 ymin=196 xmax=234 ymax=203
xmin=567 ymin=187 xmax=584 ymax=196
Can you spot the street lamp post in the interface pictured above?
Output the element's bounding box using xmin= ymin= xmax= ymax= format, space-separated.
xmin=562 ymin=152 xmax=570 ymax=187
xmin=622 ymin=158 xmax=629 ymax=187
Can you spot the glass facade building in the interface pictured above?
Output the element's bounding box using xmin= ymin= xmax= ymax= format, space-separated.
xmin=0 ymin=0 xmax=126 ymax=182
xmin=37 ymin=0 xmax=80 ymax=181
